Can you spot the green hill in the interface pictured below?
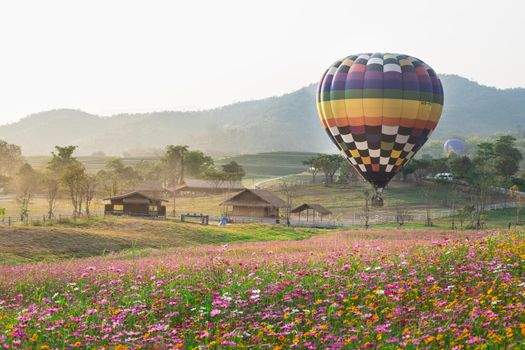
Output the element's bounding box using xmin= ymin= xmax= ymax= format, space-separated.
xmin=1 ymin=74 xmax=524 ymax=156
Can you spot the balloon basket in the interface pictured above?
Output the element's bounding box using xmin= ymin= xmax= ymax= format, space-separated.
xmin=371 ymin=189 xmax=384 ymax=207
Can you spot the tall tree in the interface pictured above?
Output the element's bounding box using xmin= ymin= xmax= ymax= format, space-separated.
xmin=493 ymin=135 xmax=523 ymax=182
xmin=0 ymin=140 xmax=23 ymax=178
xmin=339 ymin=159 xmax=359 ymax=184
xmin=47 ymin=145 xmax=85 ymax=214
xmin=469 ymin=143 xmax=498 ymax=228
xmin=83 ymin=175 xmax=98 ymax=217
xmin=162 ymin=145 xmax=189 ymax=186
xmin=97 ymin=158 xmax=140 ymax=196
xmin=185 ymin=150 xmax=214 ymax=178
xmin=278 ymin=179 xmax=298 ymax=224
xmin=16 ymin=163 xmax=38 ymax=221
xmin=61 ymin=162 xmax=87 ymax=215
xmin=303 ymin=157 xmax=322 ymax=184
xmin=48 ymin=145 xmax=78 ymax=172
xmin=222 ymin=161 xmax=245 ymax=181
xmin=448 ymin=155 xmax=474 ymax=180
xmin=134 ymin=160 xmax=162 ymax=181
xmin=41 ymin=170 xmax=60 ymax=219
xmin=203 ymin=168 xmax=230 ymax=190
xmin=315 ymin=154 xmax=343 ymax=184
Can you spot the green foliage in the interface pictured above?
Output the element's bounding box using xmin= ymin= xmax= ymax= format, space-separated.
xmin=162 ymin=145 xmax=189 ymax=185
xmin=48 ymin=145 xmax=78 ymax=172
xmin=447 ymin=154 xmax=472 ymax=180
xmin=304 ymin=154 xmax=343 ymax=184
xmin=97 ymin=158 xmax=141 ymax=196
xmin=221 ymin=161 xmax=245 ymax=180
xmin=493 ymin=136 xmax=523 ymax=181
xmin=0 ymin=140 xmax=23 ymax=178
xmin=185 ymin=150 xmax=214 ymax=177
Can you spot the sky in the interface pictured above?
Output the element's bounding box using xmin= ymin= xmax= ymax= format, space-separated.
xmin=0 ymin=0 xmax=523 ymax=125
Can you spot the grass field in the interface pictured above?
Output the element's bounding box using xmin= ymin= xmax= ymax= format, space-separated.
xmin=216 ymin=151 xmax=316 ymax=179
xmin=1 ymin=207 xmax=520 ymax=265
xmin=0 ymin=217 xmax=321 ymax=264
xmin=1 ymin=228 xmax=523 ymax=349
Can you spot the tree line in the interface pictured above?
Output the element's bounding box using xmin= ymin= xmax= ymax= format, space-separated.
xmin=403 ymin=135 xmax=524 ymax=227
xmin=0 ymin=142 xmax=245 ymax=220
xmin=302 ymin=154 xmax=359 ymax=185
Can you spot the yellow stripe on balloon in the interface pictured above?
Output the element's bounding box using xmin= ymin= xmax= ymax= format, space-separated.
xmin=363 ymin=99 xmax=383 ymax=118
xmin=320 ymin=99 xmax=442 ymax=123
xmin=429 ymin=104 xmax=443 ymax=123
xmin=400 ymin=99 xmax=420 ymax=120
xmin=416 ymin=101 xmax=432 ymax=123
xmin=382 ymin=99 xmax=403 ymax=118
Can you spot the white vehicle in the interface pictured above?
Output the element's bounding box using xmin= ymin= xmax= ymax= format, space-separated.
xmin=434 ymin=173 xmax=454 ymax=181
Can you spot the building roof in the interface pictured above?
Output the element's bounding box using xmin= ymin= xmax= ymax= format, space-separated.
xmin=173 ymin=178 xmax=245 ymax=191
xmin=220 ymin=189 xmax=289 ymax=208
xmin=135 ymin=180 xmax=169 ymax=193
xmin=104 ymin=191 xmax=168 ymax=202
xmin=291 ymin=203 xmax=332 ymax=215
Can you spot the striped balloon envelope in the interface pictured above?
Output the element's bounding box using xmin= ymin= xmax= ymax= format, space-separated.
xmin=316 ymin=53 xmax=444 ymax=205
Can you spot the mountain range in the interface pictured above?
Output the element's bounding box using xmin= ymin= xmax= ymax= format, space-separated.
xmin=1 ymin=74 xmax=524 ymax=156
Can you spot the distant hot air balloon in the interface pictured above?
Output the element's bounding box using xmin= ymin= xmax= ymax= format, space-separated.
xmin=317 ymin=53 xmax=444 ymax=206
xmin=444 ymin=139 xmax=465 ymax=156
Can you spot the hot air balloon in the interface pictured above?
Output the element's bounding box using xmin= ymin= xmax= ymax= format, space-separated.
xmin=316 ymin=53 xmax=444 ymax=206
xmin=444 ymin=139 xmax=465 ymax=156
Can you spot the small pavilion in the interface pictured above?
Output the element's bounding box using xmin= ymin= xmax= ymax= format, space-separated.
xmin=291 ymin=203 xmax=332 ymax=223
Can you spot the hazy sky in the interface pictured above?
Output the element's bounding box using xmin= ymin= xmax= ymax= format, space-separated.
xmin=0 ymin=0 xmax=523 ymax=125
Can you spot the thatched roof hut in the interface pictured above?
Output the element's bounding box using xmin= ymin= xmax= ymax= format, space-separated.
xmin=220 ymin=189 xmax=288 ymax=218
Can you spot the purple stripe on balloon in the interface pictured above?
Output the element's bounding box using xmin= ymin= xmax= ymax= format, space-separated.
xmin=384 ymin=71 xmax=402 ymax=81
xmin=417 ymin=74 xmax=433 ymax=92
xmin=430 ymin=77 xmax=443 ymax=95
xmin=331 ymin=81 xmax=347 ymax=90
xmin=383 ymin=79 xmax=402 ymax=89
xmin=403 ymin=80 xmax=419 ymax=90
xmin=333 ymin=72 xmax=348 ymax=82
xmin=348 ymin=71 xmax=364 ymax=79
xmin=418 ymin=83 xmax=433 ymax=93
xmin=364 ymin=71 xmax=383 ymax=80
xmin=402 ymin=72 xmax=418 ymax=81
xmin=346 ymin=79 xmax=365 ymax=89
xmin=322 ymin=75 xmax=335 ymax=92
xmin=363 ymin=79 xmax=384 ymax=89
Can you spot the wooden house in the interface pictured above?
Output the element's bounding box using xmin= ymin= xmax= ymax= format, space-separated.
xmin=220 ymin=189 xmax=289 ymax=218
xmin=104 ymin=191 xmax=167 ymax=217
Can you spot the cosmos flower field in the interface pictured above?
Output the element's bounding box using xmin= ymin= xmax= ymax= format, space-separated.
xmin=0 ymin=229 xmax=524 ymax=349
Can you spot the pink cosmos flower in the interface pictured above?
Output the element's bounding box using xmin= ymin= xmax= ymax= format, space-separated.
xmin=210 ymin=309 xmax=221 ymax=317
